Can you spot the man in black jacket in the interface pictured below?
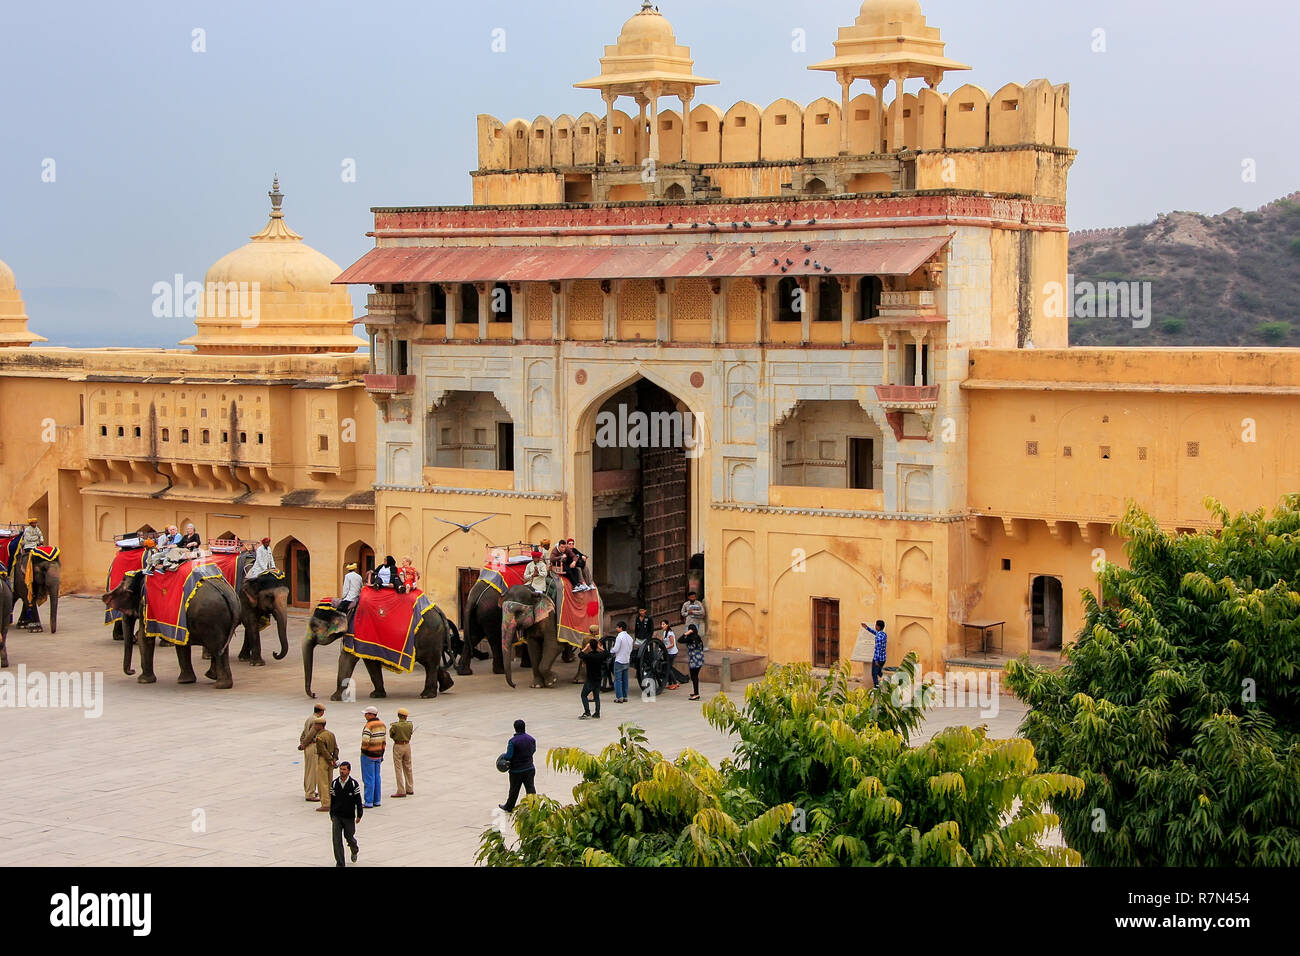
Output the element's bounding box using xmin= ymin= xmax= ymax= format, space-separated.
xmin=578 ymin=636 xmax=612 ymax=719
xmin=330 ymin=761 xmax=365 ymax=867
xmin=498 ymin=719 xmax=537 ymax=812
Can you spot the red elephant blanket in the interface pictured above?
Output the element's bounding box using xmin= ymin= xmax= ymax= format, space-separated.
xmin=343 ymin=588 xmax=437 ymax=674
xmin=143 ymin=560 xmax=228 ymax=647
xmin=475 ymin=560 xmax=528 ymax=595
xmin=556 ymin=579 xmax=602 ymax=649
xmin=104 ymin=548 xmax=146 ymax=625
xmin=197 ymin=551 xmax=241 ymax=589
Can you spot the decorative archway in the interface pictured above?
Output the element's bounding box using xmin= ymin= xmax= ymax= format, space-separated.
xmin=276 ymin=536 xmax=311 ymax=607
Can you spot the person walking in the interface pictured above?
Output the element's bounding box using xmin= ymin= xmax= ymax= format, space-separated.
xmin=498 ymin=719 xmax=537 ymax=813
xmin=662 ymin=619 xmax=687 ymax=691
xmin=389 ymin=707 xmax=415 ymax=798
xmin=633 ymin=608 xmax=653 ymax=645
xmin=682 ymin=624 xmax=705 ymax=700
xmin=610 ymin=622 xmax=633 ymax=703
xmin=329 ymin=761 xmax=364 ymax=867
xmin=862 ymin=619 xmax=889 ymax=687
xmin=337 ymin=563 xmax=363 ymax=615
xmin=578 ymin=637 xmax=610 ymax=719
xmin=313 ymin=717 xmax=339 ymax=813
xmin=298 ymin=704 xmax=326 ymax=802
xmin=360 ymin=706 xmax=387 ymax=808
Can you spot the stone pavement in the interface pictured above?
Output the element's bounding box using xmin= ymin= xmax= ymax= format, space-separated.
xmin=1 ymin=595 xmax=1029 ymax=867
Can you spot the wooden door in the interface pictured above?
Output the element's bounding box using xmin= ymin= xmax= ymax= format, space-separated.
xmin=640 ymin=392 xmax=689 ymax=626
xmin=812 ymin=597 xmax=840 ymax=667
xmin=458 ymin=567 xmax=481 ymax=629
xmin=289 ymin=543 xmax=311 ymax=608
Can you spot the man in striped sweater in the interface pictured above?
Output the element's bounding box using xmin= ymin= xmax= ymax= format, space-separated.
xmin=360 ymin=706 xmax=387 ymax=809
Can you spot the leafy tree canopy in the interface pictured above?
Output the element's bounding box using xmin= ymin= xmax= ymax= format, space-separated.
xmin=479 ymin=658 xmax=1082 ymax=867
xmin=1007 ymin=497 xmax=1300 ymax=866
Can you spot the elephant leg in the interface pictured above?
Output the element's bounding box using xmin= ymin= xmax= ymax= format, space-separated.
xmin=332 ymin=653 xmax=361 ymax=701
xmin=419 ymin=662 xmax=440 ymax=699
xmin=541 ymin=637 xmax=563 ymax=688
xmin=526 ymin=636 xmax=546 ymax=688
xmin=237 ymin=622 xmax=253 ymax=662
xmin=176 ymin=644 xmax=197 ymax=684
xmin=245 ymin=618 xmax=266 ymax=667
xmin=366 ymin=660 xmax=387 ymax=698
xmin=213 ymin=648 xmax=234 ymax=690
xmin=112 ymin=620 xmax=124 ymax=642
xmin=136 ymin=621 xmax=157 ymax=684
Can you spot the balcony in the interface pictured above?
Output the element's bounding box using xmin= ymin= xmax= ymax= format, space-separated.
xmin=876 ymin=290 xmax=939 ymax=321
xmin=363 ymin=374 xmax=416 ymax=395
xmin=874 ymin=384 xmax=939 ymax=409
xmin=364 ymin=293 xmax=417 ymax=328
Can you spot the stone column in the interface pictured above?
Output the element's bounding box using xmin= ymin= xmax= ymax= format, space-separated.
xmin=839 ymin=276 xmax=857 ymax=345
xmin=891 ymin=70 xmax=907 ymax=152
xmin=509 ymin=283 xmax=525 ymax=340
xmin=601 ymin=280 xmax=617 ymax=341
xmin=799 ymin=278 xmax=813 ymax=343
xmin=602 ymin=91 xmax=617 ymax=164
xmin=912 ymin=329 xmax=927 ymax=385
xmin=880 ymin=329 xmax=892 ymax=385
xmin=635 ymin=95 xmax=649 ymax=163
xmin=871 ymin=79 xmax=889 ymax=153
xmin=647 ymin=84 xmax=661 ymax=165
xmin=838 ymin=74 xmax=853 ymax=154
xmin=752 ymin=277 xmax=766 ymax=345
xmin=442 ymin=283 xmax=460 ymax=339
xmin=680 ymin=91 xmax=693 ymax=161
xmin=476 ymin=283 xmax=490 ymax=339
xmin=710 ymin=278 xmax=728 ymax=344
xmin=550 ymin=281 xmax=563 ymax=341
xmin=655 ymin=279 xmax=672 ymax=342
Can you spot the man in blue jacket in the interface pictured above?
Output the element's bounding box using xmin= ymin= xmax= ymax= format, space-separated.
xmin=862 ymin=620 xmax=888 ymax=688
xmin=498 ymin=719 xmax=537 ymax=812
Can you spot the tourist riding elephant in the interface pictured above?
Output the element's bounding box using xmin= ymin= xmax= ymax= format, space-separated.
xmin=235 ymin=556 xmax=289 ymax=666
xmin=13 ymin=550 xmax=60 ymax=633
xmin=303 ymin=602 xmax=456 ymax=701
xmin=0 ymin=575 xmax=12 ymax=668
xmin=500 ymin=584 xmax=565 ymax=689
xmin=102 ymin=572 xmax=242 ymax=689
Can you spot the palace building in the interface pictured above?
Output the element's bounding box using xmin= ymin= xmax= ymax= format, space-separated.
xmin=2 ymin=1 xmax=1295 ymax=674
xmin=0 ymin=182 xmax=376 ymax=603
xmin=337 ymin=0 xmax=1298 ymax=673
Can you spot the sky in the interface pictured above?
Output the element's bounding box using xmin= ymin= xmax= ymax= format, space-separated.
xmin=1 ymin=0 xmax=1296 ymax=347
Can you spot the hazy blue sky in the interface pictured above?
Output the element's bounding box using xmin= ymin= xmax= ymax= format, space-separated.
xmin=1 ymin=0 xmax=1296 ymax=346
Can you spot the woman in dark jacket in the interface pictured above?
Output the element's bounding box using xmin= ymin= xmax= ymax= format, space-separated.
xmin=682 ymin=624 xmax=705 ymax=700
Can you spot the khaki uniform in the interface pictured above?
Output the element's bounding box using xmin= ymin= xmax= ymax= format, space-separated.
xmin=314 ymin=729 xmax=339 ymax=809
xmin=300 ymin=716 xmax=322 ymax=799
xmin=389 ymin=719 xmax=414 ymax=795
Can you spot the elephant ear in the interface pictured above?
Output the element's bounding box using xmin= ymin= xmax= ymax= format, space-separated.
xmin=533 ymin=596 xmax=556 ymax=624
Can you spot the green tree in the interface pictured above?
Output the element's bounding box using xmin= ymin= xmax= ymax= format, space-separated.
xmin=479 ymin=658 xmax=1083 ymax=866
xmin=1007 ymin=498 xmax=1300 ymax=866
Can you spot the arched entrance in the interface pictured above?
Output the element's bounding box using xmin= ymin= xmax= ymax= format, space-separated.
xmin=1031 ymin=575 xmax=1063 ymax=650
xmin=278 ymin=537 xmax=312 ymax=608
xmin=581 ymin=377 xmax=703 ymax=626
xmin=344 ymin=540 xmax=377 ymax=578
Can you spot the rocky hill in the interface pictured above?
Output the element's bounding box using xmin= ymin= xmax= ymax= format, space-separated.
xmin=1067 ymin=192 xmax=1300 ymax=347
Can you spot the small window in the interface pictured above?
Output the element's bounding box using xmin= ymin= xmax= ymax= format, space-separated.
xmin=1063 ymin=446 xmax=1072 ymax=458
xmin=494 ymin=129 xmax=503 ymax=139
xmin=133 ymin=426 xmax=141 ymax=438
xmin=221 ymin=431 xmax=228 ymax=443
xmin=239 ymin=432 xmax=247 ymax=444
xmin=1001 ymin=559 xmax=1012 ymax=571
xmin=1100 ymin=446 xmax=1111 ymax=460
xmin=515 ymin=129 xmax=524 ymax=139
xmin=181 ymin=429 xmax=190 ymax=444
xmin=733 ymin=116 xmax=747 ymax=128
xmin=200 ymin=408 xmax=208 ymax=418
xmin=775 ymin=115 xmax=788 ymax=126
xmin=117 ymin=426 xmax=125 ymax=437
xmin=1187 ymin=442 xmax=1200 ymax=458
xmin=785 ymin=440 xmax=797 ymax=461
xmin=441 ymin=428 xmax=452 ymax=446
xmin=535 ymin=129 xmax=545 ymax=139
xmin=816 ymin=113 xmax=830 ymax=126
xmin=159 ymin=406 xmax=167 ymax=417
xmin=660 ymin=119 xmax=673 ymax=131
xmin=99 ymin=425 xmax=108 ymax=436
xmin=1137 ymin=447 xmax=1148 ymax=461
xmin=696 ymin=121 xmax=709 ymax=132
xmin=614 ymin=126 xmax=623 ymax=135
xmin=201 ymin=430 xmax=210 ymax=444
xmin=1026 ymin=441 xmax=1038 ymax=456
xmin=557 ymin=129 xmax=569 ymax=139
xmin=1001 ymin=99 xmax=1019 ymax=111
xmin=902 ymin=109 xmax=912 ymax=118
xmin=161 ymin=428 xmax=170 ymax=442
xmin=959 ymin=102 xmax=975 ymax=113
xmin=855 ymin=109 xmax=870 ymax=121
xmin=818 ymin=440 xmax=835 ymax=460
xmin=581 ymin=126 xmax=591 ymax=135
xmin=473 ymin=428 xmax=487 ymax=445
xmin=257 ymin=433 xmax=264 ymax=444
xmin=318 ymin=435 xmax=329 ymax=452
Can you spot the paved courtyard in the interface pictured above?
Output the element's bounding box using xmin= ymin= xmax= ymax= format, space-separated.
xmin=1 ymin=594 xmax=1028 ymax=867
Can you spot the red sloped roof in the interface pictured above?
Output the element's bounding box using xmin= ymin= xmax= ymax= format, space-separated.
xmin=334 ymin=236 xmax=950 ymax=285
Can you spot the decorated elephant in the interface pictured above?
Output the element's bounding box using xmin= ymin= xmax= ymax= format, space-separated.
xmin=304 ymin=600 xmax=456 ymax=701
xmin=0 ymin=574 xmax=12 ymax=668
xmin=13 ymin=549 xmax=60 ymax=633
xmin=456 ymin=578 xmax=510 ymax=676
xmin=235 ymin=556 xmax=289 ymax=666
xmin=101 ymin=570 xmax=242 ymax=688
xmin=500 ymin=584 xmax=570 ymax=689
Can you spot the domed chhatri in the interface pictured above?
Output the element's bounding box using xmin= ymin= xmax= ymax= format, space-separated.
xmin=180 ymin=178 xmax=362 ymax=355
xmin=858 ymin=0 xmax=925 ymax=26
xmin=0 ymin=257 xmax=47 ymax=348
xmin=575 ymin=3 xmax=718 ymax=166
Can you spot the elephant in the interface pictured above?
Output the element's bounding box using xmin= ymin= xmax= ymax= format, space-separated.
xmin=235 ymin=557 xmax=289 ymax=666
xmin=456 ymin=578 xmax=510 ymax=677
xmin=500 ymin=584 xmax=566 ymax=689
xmin=102 ymin=571 xmax=242 ymax=689
xmin=304 ymin=601 xmax=456 ymax=701
xmin=13 ymin=550 xmax=60 ymax=633
xmin=0 ymin=575 xmax=12 ymax=668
